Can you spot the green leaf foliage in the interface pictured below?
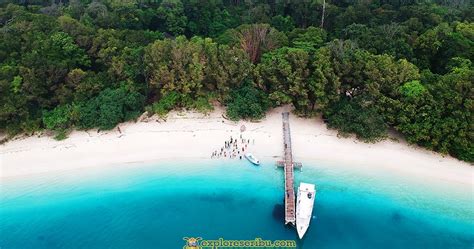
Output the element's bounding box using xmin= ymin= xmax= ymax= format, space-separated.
xmin=399 ymin=80 xmax=427 ymax=99
xmin=0 ymin=1 xmax=472 ymax=162
xmin=77 ymin=87 xmax=145 ymax=130
xmin=226 ymin=82 xmax=270 ymax=121
xmin=325 ymin=98 xmax=387 ymax=142
xmin=149 ymin=91 xmax=180 ymax=117
xmin=43 ymin=104 xmax=74 ymax=131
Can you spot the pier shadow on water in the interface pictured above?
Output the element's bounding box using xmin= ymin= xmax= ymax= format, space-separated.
xmin=272 ymin=203 xmax=285 ymax=221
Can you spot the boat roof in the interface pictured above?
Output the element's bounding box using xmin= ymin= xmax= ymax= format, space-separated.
xmin=299 ymin=182 xmax=315 ymax=192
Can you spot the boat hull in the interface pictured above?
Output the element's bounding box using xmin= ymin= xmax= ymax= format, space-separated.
xmin=244 ymin=153 xmax=260 ymax=165
xmin=297 ymin=222 xmax=309 ymax=239
xmin=296 ymin=182 xmax=316 ymax=239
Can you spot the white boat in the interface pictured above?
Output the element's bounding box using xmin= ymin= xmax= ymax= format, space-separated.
xmin=296 ymin=182 xmax=316 ymax=239
xmin=244 ymin=153 xmax=260 ymax=165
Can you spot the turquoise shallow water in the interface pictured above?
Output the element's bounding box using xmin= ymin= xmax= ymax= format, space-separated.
xmin=0 ymin=160 xmax=473 ymax=249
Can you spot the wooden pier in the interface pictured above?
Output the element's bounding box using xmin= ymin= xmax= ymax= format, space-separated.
xmin=276 ymin=112 xmax=301 ymax=226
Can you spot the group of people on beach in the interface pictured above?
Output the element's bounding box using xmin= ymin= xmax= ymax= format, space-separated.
xmin=211 ymin=134 xmax=254 ymax=160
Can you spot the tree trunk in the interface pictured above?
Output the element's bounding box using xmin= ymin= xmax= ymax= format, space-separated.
xmin=320 ymin=0 xmax=326 ymax=28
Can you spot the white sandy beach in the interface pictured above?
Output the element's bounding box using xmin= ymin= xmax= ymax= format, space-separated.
xmin=0 ymin=106 xmax=472 ymax=190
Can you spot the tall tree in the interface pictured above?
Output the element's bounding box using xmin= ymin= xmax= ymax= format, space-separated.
xmin=219 ymin=24 xmax=288 ymax=64
xmin=156 ymin=0 xmax=187 ymax=35
xmin=257 ymin=47 xmax=313 ymax=114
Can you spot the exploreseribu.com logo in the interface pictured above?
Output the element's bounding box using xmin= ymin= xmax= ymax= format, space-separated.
xmin=183 ymin=237 xmax=297 ymax=249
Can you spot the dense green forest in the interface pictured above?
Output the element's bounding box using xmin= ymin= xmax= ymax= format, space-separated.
xmin=0 ymin=0 xmax=472 ymax=162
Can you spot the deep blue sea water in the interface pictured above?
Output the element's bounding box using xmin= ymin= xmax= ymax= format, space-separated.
xmin=1 ymin=160 xmax=473 ymax=249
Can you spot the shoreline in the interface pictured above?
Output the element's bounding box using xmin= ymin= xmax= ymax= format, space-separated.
xmin=0 ymin=106 xmax=472 ymax=190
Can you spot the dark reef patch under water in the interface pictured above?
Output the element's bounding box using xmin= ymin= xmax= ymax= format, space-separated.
xmin=391 ymin=211 xmax=404 ymax=223
xmin=272 ymin=203 xmax=285 ymax=221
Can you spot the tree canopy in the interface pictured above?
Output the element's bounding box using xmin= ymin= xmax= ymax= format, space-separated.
xmin=0 ymin=0 xmax=472 ymax=162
